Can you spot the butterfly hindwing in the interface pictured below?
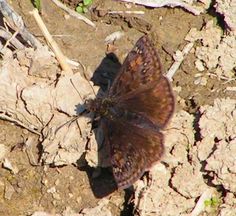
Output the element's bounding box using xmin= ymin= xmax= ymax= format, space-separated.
xmin=105 ymin=119 xmax=164 ymax=189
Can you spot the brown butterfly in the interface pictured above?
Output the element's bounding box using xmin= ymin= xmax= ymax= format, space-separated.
xmin=87 ymin=35 xmax=174 ymax=189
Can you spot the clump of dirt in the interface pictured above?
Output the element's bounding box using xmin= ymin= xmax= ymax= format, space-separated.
xmin=133 ymin=99 xmax=236 ymax=215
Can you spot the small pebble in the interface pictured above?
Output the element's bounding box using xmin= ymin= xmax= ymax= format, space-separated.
xmin=2 ymin=158 xmax=19 ymax=174
xmin=4 ymin=183 xmax=15 ymax=200
xmin=0 ymin=144 xmax=8 ymax=161
xmin=47 ymin=186 xmax=56 ymax=194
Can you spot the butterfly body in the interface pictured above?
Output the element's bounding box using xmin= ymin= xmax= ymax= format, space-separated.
xmin=87 ymin=35 xmax=175 ymax=189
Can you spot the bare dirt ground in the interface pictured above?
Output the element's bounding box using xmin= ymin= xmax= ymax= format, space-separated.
xmin=0 ymin=0 xmax=236 ymax=215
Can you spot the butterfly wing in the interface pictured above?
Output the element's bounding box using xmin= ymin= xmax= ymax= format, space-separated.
xmin=118 ymin=77 xmax=174 ymax=129
xmin=109 ymin=35 xmax=174 ymax=129
xmin=104 ymin=119 xmax=164 ymax=189
xmin=99 ymin=35 xmax=174 ymax=189
xmin=109 ymin=35 xmax=162 ymax=98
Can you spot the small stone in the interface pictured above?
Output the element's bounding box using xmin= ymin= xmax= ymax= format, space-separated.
xmin=47 ymin=186 xmax=56 ymax=194
xmin=195 ymin=59 xmax=205 ymax=71
xmin=0 ymin=144 xmax=8 ymax=161
xmin=64 ymin=14 xmax=70 ymax=20
xmin=2 ymin=158 xmax=19 ymax=174
xmin=55 ymin=179 xmax=60 ymax=186
xmin=42 ymin=179 xmax=48 ymax=186
xmin=4 ymin=183 xmax=15 ymax=200
xmin=76 ymin=196 xmax=82 ymax=204
xmin=52 ymin=200 xmax=57 ymax=206
xmin=52 ymin=192 xmax=61 ymax=200
xmin=194 ymin=77 xmax=207 ymax=86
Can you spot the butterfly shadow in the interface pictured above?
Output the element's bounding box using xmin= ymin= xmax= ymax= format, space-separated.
xmin=76 ymin=52 xmax=123 ymax=198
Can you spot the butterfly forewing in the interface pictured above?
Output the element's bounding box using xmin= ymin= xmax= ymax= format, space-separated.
xmin=117 ymin=77 xmax=174 ymax=129
xmin=109 ymin=35 xmax=162 ymax=99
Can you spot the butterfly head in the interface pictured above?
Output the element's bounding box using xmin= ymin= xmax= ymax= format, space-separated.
xmin=85 ymin=98 xmax=114 ymax=117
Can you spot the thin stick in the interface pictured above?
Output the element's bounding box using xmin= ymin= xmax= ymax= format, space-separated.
xmin=0 ymin=30 xmax=19 ymax=54
xmin=207 ymin=72 xmax=236 ymax=83
xmin=54 ymin=116 xmax=79 ymax=135
xmin=166 ymin=42 xmax=194 ymax=81
xmin=30 ymin=8 xmax=73 ymax=74
xmin=0 ymin=27 xmax=24 ymax=49
xmin=0 ymin=113 xmax=41 ymax=136
xmin=190 ymin=189 xmax=213 ymax=216
xmin=51 ymin=0 xmax=96 ymax=28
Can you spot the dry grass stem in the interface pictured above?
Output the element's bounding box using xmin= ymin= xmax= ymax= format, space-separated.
xmin=166 ymin=42 xmax=194 ymax=81
xmin=51 ymin=0 xmax=96 ymax=28
xmin=30 ymin=8 xmax=73 ymax=74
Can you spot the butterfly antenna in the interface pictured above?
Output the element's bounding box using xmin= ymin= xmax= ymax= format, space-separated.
xmin=54 ymin=115 xmax=79 ymax=135
xmin=54 ymin=78 xmax=91 ymax=136
xmin=70 ymin=78 xmax=96 ymax=99
xmin=70 ymin=78 xmax=83 ymax=102
xmin=87 ymin=79 xmax=96 ymax=97
xmin=80 ymin=67 xmax=97 ymax=97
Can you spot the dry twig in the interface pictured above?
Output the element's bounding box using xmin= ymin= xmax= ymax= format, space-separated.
xmin=190 ymin=189 xmax=214 ymax=216
xmin=0 ymin=27 xmax=24 ymax=49
xmin=51 ymin=0 xmax=96 ymax=28
xmin=30 ymin=8 xmax=73 ymax=74
xmin=0 ymin=113 xmax=41 ymax=136
xmin=166 ymin=42 xmax=194 ymax=81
